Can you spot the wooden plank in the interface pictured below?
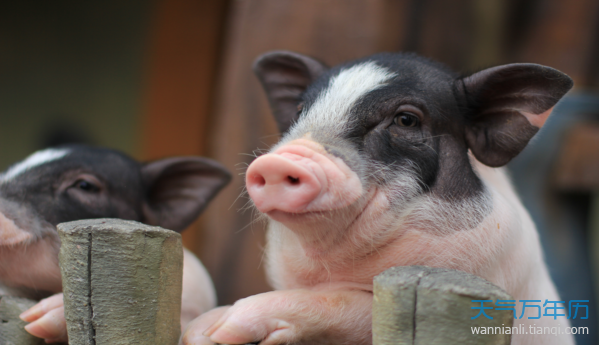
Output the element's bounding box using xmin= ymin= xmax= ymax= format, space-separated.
xmin=140 ymin=0 xmax=229 ymax=253
xmin=202 ymin=0 xmax=412 ymax=305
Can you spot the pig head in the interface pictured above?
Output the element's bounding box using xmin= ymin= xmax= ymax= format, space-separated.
xmin=0 ymin=145 xmax=230 ymax=300
xmin=249 ymin=51 xmax=572 ymax=289
xmin=182 ymin=51 xmax=574 ymax=345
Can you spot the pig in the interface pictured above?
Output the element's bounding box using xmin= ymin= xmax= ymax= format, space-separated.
xmin=180 ymin=51 xmax=575 ymax=345
xmin=0 ymin=144 xmax=230 ymax=342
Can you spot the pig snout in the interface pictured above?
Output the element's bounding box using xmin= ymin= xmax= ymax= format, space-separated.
xmin=246 ymin=140 xmax=363 ymax=215
xmin=246 ymin=152 xmax=324 ymax=213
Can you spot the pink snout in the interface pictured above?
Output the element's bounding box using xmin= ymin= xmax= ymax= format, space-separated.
xmin=246 ymin=152 xmax=326 ymax=214
xmin=246 ymin=142 xmax=364 ymax=216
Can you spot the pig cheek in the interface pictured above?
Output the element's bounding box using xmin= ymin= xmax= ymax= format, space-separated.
xmin=312 ymin=154 xmax=363 ymax=212
xmin=0 ymin=236 xmax=62 ymax=293
xmin=385 ymin=195 xmax=520 ymax=282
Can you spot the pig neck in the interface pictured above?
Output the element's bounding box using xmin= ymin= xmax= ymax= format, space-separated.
xmin=265 ymin=160 xmax=555 ymax=305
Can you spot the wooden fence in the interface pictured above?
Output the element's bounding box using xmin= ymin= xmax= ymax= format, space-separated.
xmin=1 ymin=219 xmax=513 ymax=344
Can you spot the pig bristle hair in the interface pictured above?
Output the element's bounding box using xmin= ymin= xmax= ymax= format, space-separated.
xmin=0 ymin=148 xmax=70 ymax=183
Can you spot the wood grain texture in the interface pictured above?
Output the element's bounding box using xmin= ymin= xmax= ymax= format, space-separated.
xmin=373 ymin=266 xmax=513 ymax=345
xmin=0 ymin=295 xmax=46 ymax=345
xmin=58 ymin=219 xmax=182 ymax=345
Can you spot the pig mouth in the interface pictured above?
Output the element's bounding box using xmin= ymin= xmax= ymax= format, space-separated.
xmin=267 ymin=187 xmax=388 ymax=261
xmin=265 ymin=186 xmax=379 ymax=229
xmin=266 ymin=208 xmax=340 ymax=223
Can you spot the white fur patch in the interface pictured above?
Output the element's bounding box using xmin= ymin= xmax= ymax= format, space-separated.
xmin=287 ymin=62 xmax=396 ymax=138
xmin=0 ymin=148 xmax=70 ymax=182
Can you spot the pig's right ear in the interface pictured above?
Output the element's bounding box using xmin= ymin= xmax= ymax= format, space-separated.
xmin=141 ymin=157 xmax=231 ymax=232
xmin=253 ymin=50 xmax=328 ymax=133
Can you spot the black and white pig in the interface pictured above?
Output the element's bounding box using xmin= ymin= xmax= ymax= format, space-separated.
xmin=0 ymin=144 xmax=230 ymax=342
xmin=180 ymin=51 xmax=574 ymax=345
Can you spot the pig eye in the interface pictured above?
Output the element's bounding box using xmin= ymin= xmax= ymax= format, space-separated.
xmin=394 ymin=112 xmax=419 ymax=127
xmin=74 ymin=179 xmax=99 ymax=193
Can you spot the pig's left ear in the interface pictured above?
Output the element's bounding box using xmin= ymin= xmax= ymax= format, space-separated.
xmin=459 ymin=63 xmax=573 ymax=167
xmin=141 ymin=157 xmax=231 ymax=232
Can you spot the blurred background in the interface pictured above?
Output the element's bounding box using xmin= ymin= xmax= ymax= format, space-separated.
xmin=1 ymin=1 xmax=598 ymax=343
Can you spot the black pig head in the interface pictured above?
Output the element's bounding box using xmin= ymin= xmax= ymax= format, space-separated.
xmin=0 ymin=145 xmax=230 ymax=299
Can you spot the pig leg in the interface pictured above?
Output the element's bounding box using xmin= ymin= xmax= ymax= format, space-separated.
xmin=182 ymin=288 xmax=372 ymax=345
xmin=180 ymin=306 xmax=231 ymax=345
xmin=182 ymin=248 xmax=217 ymax=325
xmin=21 ymin=248 xmax=214 ymax=342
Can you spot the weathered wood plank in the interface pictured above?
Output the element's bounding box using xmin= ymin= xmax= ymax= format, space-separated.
xmin=373 ymin=266 xmax=513 ymax=345
xmin=0 ymin=295 xmax=45 ymax=345
xmin=58 ymin=218 xmax=183 ymax=345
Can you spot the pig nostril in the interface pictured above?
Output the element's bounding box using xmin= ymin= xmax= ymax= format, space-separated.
xmin=252 ymin=175 xmax=266 ymax=187
xmin=288 ymin=176 xmax=300 ymax=184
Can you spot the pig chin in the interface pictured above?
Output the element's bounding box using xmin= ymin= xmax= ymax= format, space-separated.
xmin=269 ymin=187 xmax=377 ymax=239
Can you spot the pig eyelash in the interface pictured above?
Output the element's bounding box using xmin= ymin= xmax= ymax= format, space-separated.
xmin=393 ymin=112 xmax=420 ymax=127
xmin=72 ymin=179 xmax=100 ymax=192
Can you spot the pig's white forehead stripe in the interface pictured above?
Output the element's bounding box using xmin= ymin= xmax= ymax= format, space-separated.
xmin=290 ymin=62 xmax=396 ymax=136
xmin=0 ymin=148 xmax=70 ymax=182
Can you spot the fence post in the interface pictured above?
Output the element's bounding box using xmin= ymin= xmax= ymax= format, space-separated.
xmin=0 ymin=295 xmax=46 ymax=345
xmin=373 ymin=266 xmax=514 ymax=345
xmin=58 ymin=218 xmax=183 ymax=345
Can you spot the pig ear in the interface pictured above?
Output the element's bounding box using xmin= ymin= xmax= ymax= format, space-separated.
xmin=141 ymin=157 xmax=231 ymax=232
xmin=253 ymin=50 xmax=328 ymax=133
xmin=459 ymin=63 xmax=573 ymax=167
